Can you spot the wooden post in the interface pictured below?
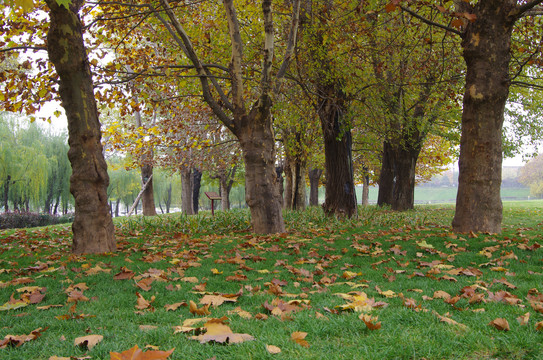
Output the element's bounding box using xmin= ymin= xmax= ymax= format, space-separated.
xmin=204 ymin=192 xmax=222 ymax=216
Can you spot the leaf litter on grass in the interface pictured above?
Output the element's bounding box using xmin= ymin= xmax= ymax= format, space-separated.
xmin=0 ymin=207 xmax=543 ymax=359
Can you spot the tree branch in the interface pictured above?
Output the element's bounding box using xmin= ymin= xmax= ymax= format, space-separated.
xmin=0 ymin=46 xmax=47 ymax=53
xmin=261 ymin=0 xmax=274 ymax=97
xmin=156 ymin=0 xmax=235 ymax=132
xmin=512 ymin=0 xmax=543 ymax=19
xmin=274 ymin=0 xmax=301 ymax=93
xmin=400 ymin=6 xmax=462 ymax=36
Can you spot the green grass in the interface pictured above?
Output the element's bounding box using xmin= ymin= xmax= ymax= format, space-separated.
xmin=1 ymin=205 xmax=542 ymax=359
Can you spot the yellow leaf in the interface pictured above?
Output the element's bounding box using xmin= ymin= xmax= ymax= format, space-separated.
xmin=74 ymin=334 xmax=103 ymax=350
xmin=291 ymin=331 xmax=310 ymax=348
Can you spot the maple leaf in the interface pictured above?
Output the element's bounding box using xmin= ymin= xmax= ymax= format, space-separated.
xmin=200 ymin=294 xmax=238 ymax=307
xmin=114 ymin=267 xmax=135 ymax=280
xmin=135 ymin=278 xmax=154 ymax=291
xmin=291 ymin=331 xmax=310 ymax=348
xmin=227 ymin=306 xmax=252 ymax=319
xmin=74 ymin=335 xmax=103 ymax=350
xmin=164 ymin=302 xmax=187 ymax=311
xmin=110 ymin=344 xmax=174 ymax=359
xmin=489 ymin=318 xmax=510 ymax=331
xmin=517 ymin=312 xmax=530 ymax=326
xmin=189 ymin=300 xmax=211 ymax=315
xmin=432 ymin=311 xmax=467 ymax=330
xmin=135 ymin=292 xmax=155 ymax=311
xmin=190 ymin=317 xmax=255 ymax=344
xmin=0 ymin=327 xmax=48 ymax=349
xmin=359 ymin=314 xmax=381 ymax=330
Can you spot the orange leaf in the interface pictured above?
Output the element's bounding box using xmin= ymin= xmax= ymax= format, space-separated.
xmin=489 ymin=318 xmax=510 ymax=331
xmin=517 ymin=312 xmax=530 ymax=326
xmin=291 ymin=331 xmax=310 ymax=348
xmin=110 ymin=344 xmax=174 ymax=359
xmin=536 ymin=321 xmax=543 ymax=331
xmin=189 ymin=300 xmax=211 ymax=315
xmin=359 ymin=314 xmax=381 ymax=330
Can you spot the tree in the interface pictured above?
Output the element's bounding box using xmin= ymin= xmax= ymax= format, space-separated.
xmin=519 ymin=154 xmax=543 ymax=197
xmin=45 ymin=0 xmax=115 ymax=252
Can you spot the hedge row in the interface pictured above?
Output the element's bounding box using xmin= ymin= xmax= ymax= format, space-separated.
xmin=0 ymin=212 xmax=74 ymax=230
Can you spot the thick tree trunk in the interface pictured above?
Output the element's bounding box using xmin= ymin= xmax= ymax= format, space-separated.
xmin=308 ymin=168 xmax=322 ymax=206
xmin=377 ymin=140 xmax=394 ymax=207
xmin=192 ymin=168 xmax=202 ymax=214
xmin=392 ymin=147 xmax=420 ymax=211
xmin=318 ymin=86 xmax=356 ymax=217
xmin=292 ymin=159 xmax=307 ymax=210
xmin=141 ymin=162 xmax=156 ymax=216
xmin=219 ymin=178 xmax=231 ymax=211
xmin=46 ymin=0 xmax=115 ymax=253
xmin=180 ymin=167 xmax=194 ymax=215
xmin=452 ymin=2 xmax=514 ymax=233
xmin=237 ymin=95 xmax=285 ymax=233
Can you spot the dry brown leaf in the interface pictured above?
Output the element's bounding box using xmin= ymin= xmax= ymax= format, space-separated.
xmin=266 ymin=344 xmax=282 ymax=354
xmin=135 ymin=292 xmax=155 ymax=311
xmin=433 ymin=290 xmax=451 ymax=300
xmin=227 ymin=306 xmax=252 ymax=319
xmin=200 ymin=294 xmax=237 ymax=307
xmin=433 ymin=311 xmax=467 ymax=329
xmin=189 ymin=300 xmax=211 ymax=315
xmin=113 ymin=267 xmax=135 ymax=280
xmin=135 ymin=278 xmax=155 ymax=291
xmin=74 ymin=334 xmax=103 ymax=350
xmin=517 ymin=312 xmax=530 ymax=326
xmin=489 ymin=318 xmax=510 ymax=331
xmin=110 ymin=344 xmax=174 ymax=359
xmin=291 ymin=331 xmax=310 ymax=348
xmin=190 ymin=318 xmax=255 ymax=344
xmin=139 ymin=325 xmax=158 ymax=331
xmin=0 ymin=327 xmax=48 ymax=349
xmin=359 ymin=314 xmax=381 ymax=330
xmin=164 ymin=302 xmax=187 ymax=311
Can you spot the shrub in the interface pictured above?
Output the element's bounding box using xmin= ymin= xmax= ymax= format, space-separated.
xmin=0 ymin=212 xmax=74 ymax=230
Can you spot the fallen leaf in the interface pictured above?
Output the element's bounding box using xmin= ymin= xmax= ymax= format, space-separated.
xmin=536 ymin=321 xmax=543 ymax=331
xmin=200 ymin=294 xmax=237 ymax=307
xmin=291 ymin=331 xmax=310 ymax=348
xmin=189 ymin=300 xmax=211 ymax=315
xmin=190 ymin=318 xmax=255 ymax=344
xmin=164 ymin=302 xmax=187 ymax=311
xmin=489 ymin=318 xmax=510 ymax=331
xmin=0 ymin=327 xmax=48 ymax=349
xmin=139 ymin=325 xmax=158 ymax=331
xmin=266 ymin=344 xmax=281 ymax=354
xmin=135 ymin=292 xmax=155 ymax=311
xmin=113 ymin=267 xmax=135 ymax=280
xmin=517 ymin=312 xmax=530 ymax=326
xmin=433 ymin=311 xmax=467 ymax=329
xmin=74 ymin=334 xmax=103 ymax=350
xmin=227 ymin=306 xmax=252 ymax=319
xmin=359 ymin=314 xmax=381 ymax=330
xmin=110 ymin=344 xmax=174 ymax=359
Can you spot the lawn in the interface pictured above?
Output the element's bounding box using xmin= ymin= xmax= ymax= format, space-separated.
xmin=0 ymin=205 xmax=542 ymax=359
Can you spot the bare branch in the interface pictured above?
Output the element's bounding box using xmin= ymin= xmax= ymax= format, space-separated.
xmin=512 ymin=0 xmax=543 ymax=19
xmin=261 ymin=0 xmax=274 ymax=97
xmin=400 ymin=6 xmax=462 ymax=36
xmin=0 ymin=46 xmax=47 ymax=53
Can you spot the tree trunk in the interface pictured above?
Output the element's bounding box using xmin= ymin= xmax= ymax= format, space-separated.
xmin=362 ymin=173 xmax=369 ymax=206
xmin=237 ymin=95 xmax=285 ymax=233
xmin=392 ymin=146 xmax=420 ymax=211
xmin=452 ymin=2 xmax=514 ymax=233
xmin=115 ymin=198 xmax=120 ymax=217
xmin=283 ymin=158 xmax=293 ymax=209
xmin=141 ymin=162 xmax=156 ymax=216
xmin=378 ymin=140 xmax=395 ymax=207
xmin=180 ymin=167 xmax=194 ymax=215
xmin=275 ymin=165 xmax=284 ymax=208
xmin=292 ymin=157 xmax=307 ymax=210
xmin=317 ymin=86 xmax=357 ymax=217
xmin=165 ymin=183 xmax=172 ymax=213
xmin=192 ymin=168 xmax=202 ymax=214
xmin=219 ymin=177 xmax=231 ymax=211
xmin=3 ymin=175 xmax=10 ymax=212
xmin=46 ymin=0 xmax=115 ymax=254
xmin=308 ymin=168 xmax=322 ymax=206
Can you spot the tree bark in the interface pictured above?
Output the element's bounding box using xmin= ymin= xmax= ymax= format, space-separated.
xmin=238 ymin=95 xmax=285 ymax=233
xmin=308 ymin=168 xmax=322 ymax=206
xmin=377 ymin=140 xmax=394 ymax=207
xmin=46 ymin=0 xmax=115 ymax=254
xmin=317 ymin=85 xmax=357 ymax=217
xmin=192 ymin=168 xmax=202 ymax=214
xmin=165 ymin=182 xmax=172 ymax=213
xmin=141 ymin=162 xmax=156 ymax=216
xmin=275 ymin=165 xmax=284 ymax=208
xmin=392 ymin=146 xmax=420 ymax=211
xmin=362 ymin=173 xmax=369 ymax=206
xmin=452 ymin=1 xmax=515 ymax=233
xmin=283 ymin=158 xmax=293 ymax=209
xmin=180 ymin=167 xmax=193 ymax=215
